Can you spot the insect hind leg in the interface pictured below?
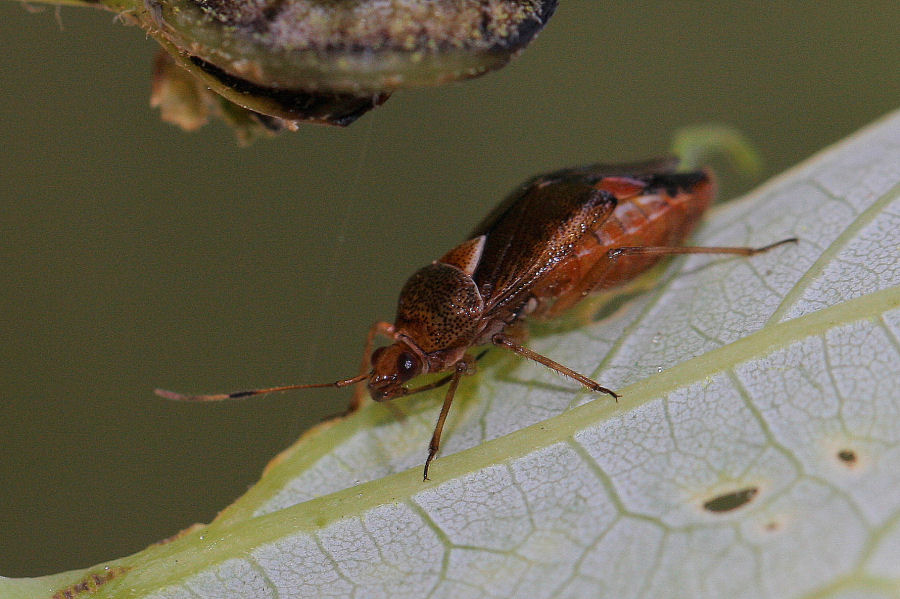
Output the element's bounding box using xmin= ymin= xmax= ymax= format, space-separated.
xmin=545 ymin=237 xmax=798 ymax=318
xmin=607 ymin=237 xmax=798 ymax=260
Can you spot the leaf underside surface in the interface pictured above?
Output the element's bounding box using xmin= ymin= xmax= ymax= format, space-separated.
xmin=5 ymin=109 xmax=900 ymax=599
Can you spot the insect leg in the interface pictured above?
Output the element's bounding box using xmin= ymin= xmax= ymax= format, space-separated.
xmin=545 ymin=237 xmax=798 ymax=317
xmin=492 ymin=334 xmax=618 ymax=400
xmin=349 ymin=321 xmax=397 ymax=410
xmin=405 ymin=375 xmax=455 ymax=396
xmin=392 ymin=349 xmax=490 ymax=400
xmin=604 ymin=237 xmax=798 ymax=260
xmin=423 ymin=356 xmax=475 ymax=480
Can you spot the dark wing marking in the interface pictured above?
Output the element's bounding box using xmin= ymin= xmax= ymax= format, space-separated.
xmin=470 ymin=157 xmax=679 ymax=237
xmin=471 ymin=177 xmax=617 ymax=314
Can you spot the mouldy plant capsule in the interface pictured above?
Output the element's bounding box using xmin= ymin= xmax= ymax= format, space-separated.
xmin=128 ymin=0 xmax=558 ymax=136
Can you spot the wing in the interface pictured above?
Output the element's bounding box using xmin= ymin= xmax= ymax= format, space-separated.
xmin=470 ymin=175 xmax=618 ymax=314
xmin=468 ymin=159 xmax=707 ymax=315
xmin=470 ymin=156 xmax=680 ymax=236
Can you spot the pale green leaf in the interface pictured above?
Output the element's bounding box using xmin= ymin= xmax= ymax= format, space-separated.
xmin=3 ymin=109 xmax=899 ymax=599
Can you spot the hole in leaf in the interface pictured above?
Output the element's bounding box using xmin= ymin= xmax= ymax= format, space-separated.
xmin=703 ymin=486 xmax=758 ymax=513
xmin=837 ymin=448 xmax=857 ymax=465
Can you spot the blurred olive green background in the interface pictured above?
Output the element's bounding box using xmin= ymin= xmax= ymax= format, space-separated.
xmin=1 ymin=2 xmax=897 ymax=578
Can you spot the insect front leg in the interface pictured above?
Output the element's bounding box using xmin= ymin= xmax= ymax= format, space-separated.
xmin=349 ymin=321 xmax=396 ymax=411
xmin=423 ymin=354 xmax=477 ymax=481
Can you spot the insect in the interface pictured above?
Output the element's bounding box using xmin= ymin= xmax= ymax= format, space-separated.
xmin=157 ymin=158 xmax=796 ymax=479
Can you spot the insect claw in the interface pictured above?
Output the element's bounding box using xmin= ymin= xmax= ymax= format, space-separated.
xmin=582 ymin=381 xmax=618 ymax=401
xmin=423 ymin=452 xmax=436 ymax=481
xmin=756 ymin=237 xmax=799 ymax=252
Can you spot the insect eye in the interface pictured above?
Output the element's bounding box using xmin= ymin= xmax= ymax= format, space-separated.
xmin=397 ymin=352 xmax=417 ymax=377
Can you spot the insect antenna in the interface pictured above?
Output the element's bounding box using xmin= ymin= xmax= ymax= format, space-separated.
xmin=154 ymin=373 xmax=369 ymax=402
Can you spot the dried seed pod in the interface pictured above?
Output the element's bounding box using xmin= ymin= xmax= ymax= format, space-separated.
xmin=139 ymin=0 xmax=558 ymax=131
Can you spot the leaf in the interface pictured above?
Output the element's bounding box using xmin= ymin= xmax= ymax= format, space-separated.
xmin=4 ymin=109 xmax=900 ymax=599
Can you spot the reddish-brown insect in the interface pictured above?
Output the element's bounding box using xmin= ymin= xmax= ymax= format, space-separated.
xmin=157 ymin=158 xmax=796 ymax=479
